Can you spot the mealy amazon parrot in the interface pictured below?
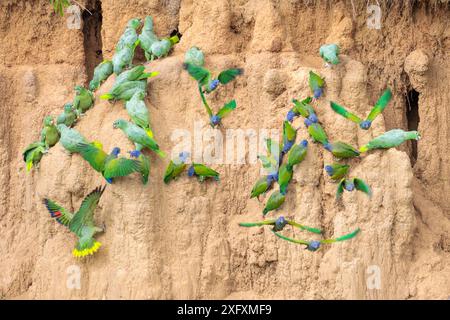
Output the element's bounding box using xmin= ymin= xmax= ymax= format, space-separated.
xmin=319 ymin=43 xmax=340 ymax=66
xmin=112 ymin=42 xmax=139 ymax=75
xmin=304 ymin=118 xmax=329 ymax=145
xmin=129 ymin=150 xmax=150 ymax=185
xmin=281 ymin=120 xmax=297 ymax=154
xmin=43 ymin=185 xmax=107 ymax=258
xmin=287 ymin=139 xmax=308 ymax=169
xmin=239 ymin=215 xmax=322 ymax=234
xmin=73 ymin=85 xmax=94 ymax=115
xmin=250 ymin=175 xmax=277 ymax=200
xmin=359 ymin=129 xmax=421 ymax=153
xmin=113 ymin=119 xmax=165 ymax=157
xmin=278 ymin=163 xmax=293 ymax=195
xmin=330 ymin=89 xmax=392 ymax=130
xmin=336 ymin=178 xmax=372 ymax=199
xmin=309 ymin=71 xmax=325 ymax=99
xmin=125 ymin=91 xmax=153 ymax=137
xmin=272 ymin=227 xmax=361 ymax=252
xmin=138 ymin=16 xmax=159 ymax=61
xmin=150 ymin=36 xmax=179 ymax=59
xmin=57 ymin=124 xmax=88 ymax=153
xmin=184 ymin=46 xmax=205 ymax=67
xmin=263 ymin=190 xmax=286 ymax=216
xmin=287 ymin=97 xmax=317 ymax=123
xmin=111 ymin=65 xmax=158 ymax=92
xmin=323 ymin=141 xmax=360 ymax=159
xmin=163 ymin=151 xmax=190 ymax=184
xmin=187 ymin=163 xmax=220 ymax=182
xmin=89 ymin=60 xmax=113 ymax=91
xmin=40 ymin=116 xmax=60 ymax=149
xmin=23 ymin=141 xmax=46 ymax=172
xmin=208 ymin=100 xmax=237 ymax=127
xmin=101 ymin=80 xmax=147 ymax=102
xmin=115 ymin=18 xmax=141 ymax=52
xmin=324 ymin=163 xmax=349 ymax=180
xmin=57 ymin=103 xmax=78 ymax=127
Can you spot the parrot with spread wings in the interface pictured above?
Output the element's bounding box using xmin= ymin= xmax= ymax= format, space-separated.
xmin=336 ymin=178 xmax=372 ymax=199
xmin=239 ymin=216 xmax=322 ymax=234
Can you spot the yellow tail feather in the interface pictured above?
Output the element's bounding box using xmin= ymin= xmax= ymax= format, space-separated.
xmin=72 ymin=241 xmax=102 ymax=258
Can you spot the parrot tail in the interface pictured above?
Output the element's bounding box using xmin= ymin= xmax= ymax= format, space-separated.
xmin=359 ymin=145 xmax=369 ymax=153
xmin=72 ymin=241 xmax=102 ymax=258
xmin=26 ymin=161 xmax=32 ymax=172
xmin=169 ymin=35 xmax=180 ymax=45
xmin=145 ymin=128 xmax=154 ymax=139
xmin=100 ymin=93 xmax=114 ymax=100
xmin=155 ymin=149 xmax=166 ymax=158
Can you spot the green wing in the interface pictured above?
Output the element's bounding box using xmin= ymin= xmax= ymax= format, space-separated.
xmin=70 ymin=186 xmax=106 ymax=235
xmin=43 ymin=198 xmax=74 ymax=227
xmin=163 ymin=161 xmax=176 ymax=183
xmin=321 ymin=228 xmax=361 ymax=244
xmin=183 ymin=63 xmax=211 ymax=85
xmin=266 ymin=138 xmax=280 ymax=161
xmin=353 ymin=178 xmax=372 ymax=197
xmin=77 ymin=143 xmax=108 ymax=173
xmin=216 ymin=100 xmax=237 ymax=118
xmin=103 ymin=157 xmax=141 ymax=179
xmin=193 ymin=163 xmax=219 ymax=177
xmin=330 ymin=101 xmax=363 ymax=124
xmin=239 ymin=220 xmax=276 ymax=227
xmin=257 ymin=155 xmax=278 ymax=174
xmin=308 ymin=123 xmax=328 ymax=145
xmin=309 ymin=71 xmax=324 ymax=89
xmin=336 ymin=179 xmax=345 ymax=199
xmin=272 ymin=231 xmax=309 ymax=246
xmin=287 ymin=220 xmax=322 ymax=234
xmin=283 ymin=121 xmax=297 ymax=142
xmin=366 ymin=88 xmax=392 ymax=122
xmin=292 ymin=97 xmax=314 ymax=117
xmin=217 ymin=68 xmax=243 ymax=85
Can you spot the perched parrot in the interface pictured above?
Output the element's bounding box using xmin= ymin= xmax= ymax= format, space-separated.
xmin=183 ymin=62 xmax=243 ymax=94
xmin=40 ymin=116 xmax=60 ymax=149
xmin=138 ymin=16 xmax=159 ymax=61
xmin=359 ymin=129 xmax=421 ymax=153
xmin=101 ymin=80 xmax=147 ymax=102
xmin=323 ymin=141 xmax=360 ymax=159
xmin=184 ymin=46 xmax=205 ymax=67
xmin=278 ymin=163 xmax=293 ymax=195
xmin=281 ymin=120 xmax=297 ymax=154
xmin=151 ymin=37 xmax=179 ymax=59
xmin=257 ymin=138 xmax=281 ymax=176
xmin=125 ymin=91 xmax=152 ymax=136
xmin=23 ymin=141 xmax=46 ymax=172
xmin=111 ymin=65 xmax=158 ymax=92
xmin=330 ymin=89 xmax=392 ymax=130
xmin=76 ymin=142 xmax=141 ymax=184
xmin=57 ymin=103 xmax=78 ymax=127
xmin=287 ymin=140 xmax=308 ymax=169
xmin=272 ymin=227 xmax=360 ymax=251
xmin=319 ymin=43 xmax=340 ymax=66
xmin=43 ymin=185 xmax=106 ymax=258
xmin=187 ymin=163 xmax=220 ymax=182
xmin=263 ymin=190 xmax=286 ymax=216
xmin=304 ymin=118 xmax=329 ymax=145
xmin=250 ymin=175 xmax=276 ymax=200
xmin=129 ymin=150 xmax=150 ymax=185
xmin=115 ymin=18 xmax=141 ymax=52
xmin=239 ymin=216 xmax=322 ymax=234
xmin=265 ymin=138 xmax=281 ymax=165
xmin=209 ymin=100 xmax=237 ymax=127
xmin=309 ymin=71 xmax=325 ymax=99
xmin=113 ymin=119 xmax=165 ymax=157
xmin=336 ymin=178 xmax=372 ymax=198
xmin=73 ymin=85 xmax=94 ymax=115
xmin=57 ymin=124 xmax=88 ymax=153
xmin=163 ymin=151 xmax=190 ymax=184
xmin=324 ymin=163 xmax=349 ymax=180
xmin=287 ymin=97 xmax=317 ymax=123
xmin=89 ymin=60 xmax=113 ymax=91
xmin=112 ymin=42 xmax=139 ymax=75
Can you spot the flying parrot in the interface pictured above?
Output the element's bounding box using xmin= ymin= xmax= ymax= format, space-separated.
xmin=187 ymin=163 xmax=220 ymax=182
xmin=138 ymin=16 xmax=159 ymax=61
xmin=330 ymin=89 xmax=392 ymax=130
xmin=163 ymin=151 xmax=190 ymax=184
xmin=323 ymin=141 xmax=360 ymax=159
xmin=336 ymin=178 xmax=372 ymax=199
xmin=309 ymin=71 xmax=325 ymax=99
xmin=324 ymin=163 xmax=349 ymax=180
xmin=40 ymin=116 xmax=60 ymax=149
xmin=287 ymin=139 xmax=308 ymax=169
xmin=184 ymin=46 xmax=205 ymax=67
xmin=43 ymin=185 xmax=106 ymax=258
xmin=101 ymin=80 xmax=147 ymax=102
xmin=57 ymin=124 xmax=88 ymax=153
xmin=239 ymin=216 xmax=322 ymax=234
xmin=23 ymin=141 xmax=46 ymax=172
xmin=89 ymin=60 xmax=114 ymax=91
xmin=281 ymin=120 xmax=297 ymax=154
xmin=287 ymin=97 xmax=317 ymax=123
xmin=272 ymin=227 xmax=361 ymax=252
xmin=304 ymin=118 xmax=329 ymax=145
xmin=209 ymin=100 xmax=237 ymax=127
xmin=319 ymin=43 xmax=340 ymax=66
xmin=263 ymin=190 xmax=286 ymax=216
xmin=359 ymin=129 xmax=421 ymax=153
xmin=250 ymin=175 xmax=277 ymax=200
xmin=73 ymin=85 xmax=94 ymax=115
xmin=57 ymin=103 xmax=78 ymax=127
xmin=113 ymin=119 xmax=165 ymax=157
xmin=125 ymin=91 xmax=153 ymax=137
xmin=129 ymin=150 xmax=150 ymax=185
xmin=278 ymin=163 xmax=293 ymax=195
xmin=115 ymin=18 xmax=141 ymax=52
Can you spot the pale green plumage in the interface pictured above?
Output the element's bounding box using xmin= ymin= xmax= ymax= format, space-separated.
xmin=319 ymin=44 xmax=340 ymax=65
xmin=360 ymin=129 xmax=421 ymax=152
xmin=89 ymin=60 xmax=113 ymax=91
xmin=57 ymin=124 xmax=88 ymax=153
xmin=57 ymin=103 xmax=78 ymax=127
xmin=40 ymin=116 xmax=60 ymax=149
xmin=73 ymin=86 xmax=94 ymax=115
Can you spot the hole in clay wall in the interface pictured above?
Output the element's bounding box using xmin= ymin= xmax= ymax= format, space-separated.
xmin=406 ymin=89 xmax=420 ymax=165
xmin=82 ymin=0 xmax=103 ymax=82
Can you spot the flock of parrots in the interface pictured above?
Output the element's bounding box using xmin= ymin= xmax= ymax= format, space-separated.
xmin=23 ymin=18 xmax=421 ymax=258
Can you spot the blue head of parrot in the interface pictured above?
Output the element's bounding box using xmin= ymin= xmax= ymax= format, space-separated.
xmin=360 ymin=120 xmax=372 ymax=130
xmin=308 ymin=113 xmax=318 ymax=123
xmin=307 ymin=240 xmax=321 ymax=251
xmin=282 ymin=140 xmax=294 ymax=153
xmin=111 ymin=147 xmax=121 ymax=157
xmin=274 ymin=216 xmax=288 ymax=231
xmin=323 ymin=143 xmax=333 ymax=152
xmin=187 ymin=165 xmax=195 ymax=177
xmin=300 ymin=139 xmax=308 ymax=148
xmin=345 ymin=180 xmax=355 ymax=191
xmin=179 ymin=151 xmax=190 ymax=163
xmin=267 ymin=172 xmax=278 ymax=183
xmin=313 ymin=88 xmax=323 ymax=99
xmin=129 ymin=150 xmax=141 ymax=158
xmin=286 ymin=110 xmax=296 ymax=122
xmin=304 ymin=118 xmax=312 ymax=127
xmin=324 ymin=165 xmax=334 ymax=176
xmin=210 ymin=115 xmax=221 ymax=126
xmin=208 ymin=79 xmax=220 ymax=91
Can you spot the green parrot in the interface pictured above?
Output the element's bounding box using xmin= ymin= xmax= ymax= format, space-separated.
xmin=43 ymin=185 xmax=106 ymax=258
xmin=151 ymin=37 xmax=179 ymax=59
xmin=113 ymin=119 xmax=165 ymax=158
xmin=319 ymin=43 xmax=340 ymax=66
xmin=336 ymin=178 xmax=372 ymax=198
xmin=287 ymin=140 xmax=308 ymax=169
xmin=263 ymin=190 xmax=286 ymax=216
xmin=287 ymin=97 xmax=317 ymax=123
xmin=184 ymin=46 xmax=205 ymax=67
xmin=187 ymin=163 xmax=220 ymax=182
xmin=278 ymin=163 xmax=293 ymax=195
xmin=138 ymin=16 xmax=159 ymax=61
xmin=359 ymin=129 xmax=421 ymax=153
xmin=89 ymin=60 xmax=114 ymax=91
xmin=309 ymin=71 xmax=325 ymax=99
xmin=101 ymin=80 xmax=147 ymax=102
xmin=23 ymin=141 xmax=46 ymax=172
xmin=125 ymin=91 xmax=153 ymax=137
xmin=250 ymin=175 xmax=276 ymax=200
xmin=111 ymin=65 xmax=158 ymax=92
xmin=324 ymin=141 xmax=360 ymax=159
xmin=330 ymin=89 xmax=392 ymax=130
xmin=40 ymin=116 xmax=60 ymax=149
xmin=163 ymin=151 xmax=190 ymax=184
xmin=239 ymin=216 xmax=322 ymax=234
xmin=324 ymin=163 xmax=349 ymax=180
xmin=304 ymin=118 xmax=329 ymax=145
xmin=57 ymin=124 xmax=88 ymax=153
xmin=73 ymin=85 xmax=94 ymax=115
xmin=281 ymin=120 xmax=297 ymax=154
xmin=128 ymin=150 xmax=150 ymax=185
xmin=208 ymin=100 xmax=237 ymax=127
xmin=57 ymin=103 xmax=78 ymax=127
xmin=272 ymin=227 xmax=360 ymax=252
xmin=265 ymin=138 xmax=281 ymax=166
xmin=112 ymin=42 xmax=139 ymax=75
xmin=115 ymin=18 xmax=141 ymax=52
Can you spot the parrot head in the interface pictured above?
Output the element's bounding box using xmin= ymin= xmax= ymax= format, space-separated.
xmin=274 ymin=216 xmax=288 ymax=231
xmin=187 ymin=165 xmax=195 ymax=177
xmin=307 ymin=240 xmax=321 ymax=252
xmin=282 ymin=140 xmax=294 ymax=154
xmin=304 ymin=118 xmax=312 ymax=127
xmin=179 ymin=151 xmax=190 ymax=163
xmin=323 ymin=143 xmax=333 ymax=152
xmin=313 ymin=88 xmax=323 ymax=99
xmin=63 ymin=103 xmax=73 ymax=113
xmin=308 ymin=113 xmax=318 ymax=123
xmin=56 ymin=124 xmax=67 ymax=133
xmin=134 ymin=90 xmax=146 ymax=100
xmin=127 ymin=18 xmax=141 ymax=29
xmin=300 ymin=140 xmax=308 ymax=148
xmin=414 ymin=131 xmax=421 ymax=140
xmin=113 ymin=119 xmax=126 ymax=129
xmin=286 ymin=110 xmax=296 ymax=122
xmin=129 ymin=150 xmax=141 ymax=158
xmin=74 ymin=85 xmax=83 ymax=93
xmin=43 ymin=116 xmax=53 ymax=126
xmin=210 ymin=115 xmax=221 ymax=126
xmin=208 ymin=79 xmax=220 ymax=92
xmin=359 ymin=120 xmax=372 ymax=130
xmin=344 ymin=180 xmax=355 ymax=191
xmin=267 ymin=172 xmax=278 ymax=183
xmin=111 ymin=147 xmax=121 ymax=156
xmin=324 ymin=165 xmax=334 ymax=176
